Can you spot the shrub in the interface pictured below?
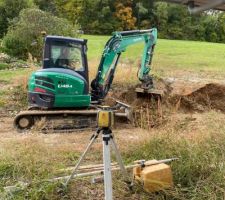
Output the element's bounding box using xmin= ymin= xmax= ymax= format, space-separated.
xmin=2 ymin=8 xmax=79 ymax=60
xmin=0 ymin=0 xmax=33 ymax=38
xmin=0 ymin=63 xmax=9 ymax=70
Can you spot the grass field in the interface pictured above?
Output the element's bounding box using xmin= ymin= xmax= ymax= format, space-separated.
xmin=0 ymin=69 xmax=29 ymax=83
xmin=0 ymin=36 xmax=224 ymax=86
xmin=84 ymin=35 xmax=225 ymax=76
xmin=0 ymin=37 xmax=225 ymax=199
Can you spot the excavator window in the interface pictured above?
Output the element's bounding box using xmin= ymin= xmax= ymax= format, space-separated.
xmin=50 ymin=41 xmax=84 ymax=71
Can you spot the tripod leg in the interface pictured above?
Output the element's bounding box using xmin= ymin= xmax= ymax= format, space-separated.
xmin=102 ymin=129 xmax=113 ymax=200
xmin=64 ymin=129 xmax=101 ymax=186
xmin=110 ymin=133 xmax=132 ymax=187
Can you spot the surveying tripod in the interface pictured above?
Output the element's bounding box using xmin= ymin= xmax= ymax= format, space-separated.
xmin=64 ymin=109 xmax=132 ymax=200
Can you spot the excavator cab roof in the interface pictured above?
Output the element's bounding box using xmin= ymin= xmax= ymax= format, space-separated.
xmin=45 ymin=35 xmax=87 ymax=45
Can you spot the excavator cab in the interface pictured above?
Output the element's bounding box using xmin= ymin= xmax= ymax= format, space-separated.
xmin=28 ymin=36 xmax=91 ymax=109
xmin=43 ymin=36 xmax=89 ymax=81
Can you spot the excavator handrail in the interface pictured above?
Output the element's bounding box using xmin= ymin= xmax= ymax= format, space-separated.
xmin=114 ymin=29 xmax=154 ymax=36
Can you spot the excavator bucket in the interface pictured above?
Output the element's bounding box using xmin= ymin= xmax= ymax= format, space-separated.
xmin=135 ymin=87 xmax=164 ymax=99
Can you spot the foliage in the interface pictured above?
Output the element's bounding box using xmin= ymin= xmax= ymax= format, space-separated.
xmin=114 ymin=0 xmax=137 ymax=30
xmin=152 ymin=3 xmax=225 ymax=43
xmin=202 ymin=13 xmax=225 ymax=43
xmin=55 ymin=0 xmax=82 ymax=25
xmin=56 ymin=0 xmax=112 ymax=34
xmin=50 ymin=0 xmax=225 ymax=43
xmin=54 ymin=0 xmax=137 ymax=34
xmin=2 ymin=8 xmax=79 ymax=60
xmin=1 ymin=0 xmax=224 ymax=43
xmin=33 ymin=0 xmax=57 ymax=14
xmin=0 ymin=0 xmax=33 ymax=38
xmin=0 ymin=63 xmax=9 ymax=70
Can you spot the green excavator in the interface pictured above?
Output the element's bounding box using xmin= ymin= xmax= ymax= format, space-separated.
xmin=14 ymin=28 xmax=161 ymax=132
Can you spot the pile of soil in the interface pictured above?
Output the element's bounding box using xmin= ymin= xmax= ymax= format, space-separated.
xmin=109 ymin=80 xmax=225 ymax=129
xmin=179 ymin=83 xmax=225 ymax=113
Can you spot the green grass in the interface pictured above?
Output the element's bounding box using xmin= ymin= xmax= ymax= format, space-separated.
xmin=0 ymin=63 xmax=9 ymax=70
xmin=83 ymin=35 xmax=225 ymax=75
xmin=124 ymin=112 xmax=225 ymax=199
xmin=0 ymin=68 xmax=30 ymax=83
xmin=0 ymin=68 xmax=35 ymax=109
xmin=0 ymin=36 xmax=224 ymax=85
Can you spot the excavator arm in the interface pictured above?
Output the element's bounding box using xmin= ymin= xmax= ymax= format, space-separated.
xmin=91 ymin=28 xmax=157 ymax=101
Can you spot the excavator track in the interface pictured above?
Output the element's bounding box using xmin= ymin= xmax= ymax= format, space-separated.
xmin=14 ymin=101 xmax=132 ymax=133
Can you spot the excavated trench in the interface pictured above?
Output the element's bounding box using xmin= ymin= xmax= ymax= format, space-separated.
xmin=110 ymin=79 xmax=225 ymax=129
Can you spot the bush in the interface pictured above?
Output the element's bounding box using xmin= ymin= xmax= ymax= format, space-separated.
xmin=0 ymin=63 xmax=9 ymax=70
xmin=0 ymin=39 xmax=3 ymax=52
xmin=2 ymin=8 xmax=79 ymax=60
xmin=0 ymin=0 xmax=33 ymax=38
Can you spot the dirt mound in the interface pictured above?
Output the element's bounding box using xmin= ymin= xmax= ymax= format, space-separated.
xmin=179 ymin=83 xmax=225 ymax=113
xmin=112 ymin=79 xmax=225 ymax=114
xmin=109 ymin=81 xmax=225 ymax=129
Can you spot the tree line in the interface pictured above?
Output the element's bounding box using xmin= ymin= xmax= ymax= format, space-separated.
xmin=1 ymin=0 xmax=224 ymax=42
xmin=0 ymin=0 xmax=224 ymax=59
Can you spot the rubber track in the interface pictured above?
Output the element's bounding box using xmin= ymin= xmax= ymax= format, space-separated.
xmin=14 ymin=109 xmax=128 ymax=133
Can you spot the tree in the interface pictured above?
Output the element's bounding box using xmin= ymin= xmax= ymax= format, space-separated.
xmin=136 ymin=2 xmax=148 ymax=28
xmin=154 ymin=2 xmax=168 ymax=37
xmin=55 ymin=0 xmax=82 ymax=25
xmin=0 ymin=0 xmax=33 ymax=38
xmin=2 ymin=8 xmax=79 ymax=60
xmin=114 ymin=0 xmax=137 ymax=30
xmin=133 ymin=0 xmax=156 ymax=29
xmin=215 ymin=13 xmax=225 ymax=43
xmin=33 ymin=0 xmax=57 ymax=14
xmin=79 ymin=0 xmax=120 ymax=34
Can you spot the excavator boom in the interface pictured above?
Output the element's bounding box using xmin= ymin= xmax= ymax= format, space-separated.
xmin=91 ymin=28 xmax=159 ymax=101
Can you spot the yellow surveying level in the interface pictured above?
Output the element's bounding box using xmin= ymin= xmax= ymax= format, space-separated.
xmin=97 ymin=108 xmax=114 ymax=128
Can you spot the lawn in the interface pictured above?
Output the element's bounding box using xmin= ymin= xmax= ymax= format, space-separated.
xmin=0 ymin=68 xmax=31 ymax=83
xmin=0 ymin=36 xmax=224 ymax=85
xmin=83 ymin=35 xmax=225 ymax=77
